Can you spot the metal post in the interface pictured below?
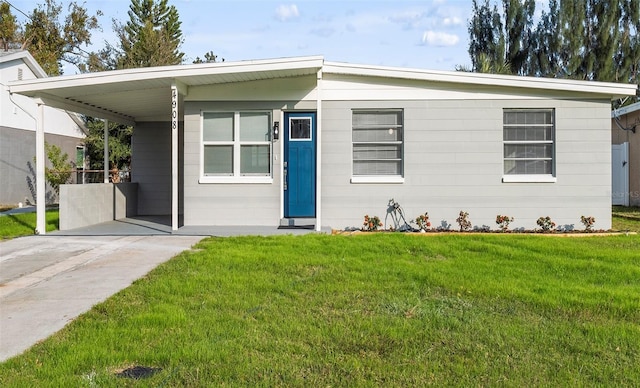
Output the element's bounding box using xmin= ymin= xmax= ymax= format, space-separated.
xmin=103 ymin=119 xmax=109 ymax=183
xmin=35 ymin=102 xmax=46 ymax=234
xmin=171 ymin=83 xmax=179 ymax=231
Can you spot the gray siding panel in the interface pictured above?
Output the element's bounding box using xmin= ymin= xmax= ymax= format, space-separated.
xmin=182 ymin=101 xmax=294 ymax=225
xmin=0 ymin=126 xmax=82 ymax=205
xmin=180 ymin=96 xmax=612 ymax=230
xmin=320 ymin=99 xmax=613 ymax=231
xmin=131 ymin=121 xmax=179 ymax=215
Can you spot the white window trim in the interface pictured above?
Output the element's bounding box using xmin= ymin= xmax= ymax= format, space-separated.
xmin=503 ymin=108 xmax=556 ymax=181
xmin=351 ymin=176 xmax=405 ymax=184
xmin=351 ymin=109 xmax=404 ymax=182
xmin=502 ymin=175 xmax=557 ymax=183
xmin=200 ymin=111 xmax=273 ymax=184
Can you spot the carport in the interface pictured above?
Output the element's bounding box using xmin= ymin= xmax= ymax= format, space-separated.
xmin=8 ymin=57 xmax=324 ymax=234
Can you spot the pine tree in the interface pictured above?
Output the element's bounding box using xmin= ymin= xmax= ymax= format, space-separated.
xmin=115 ymin=0 xmax=184 ymax=68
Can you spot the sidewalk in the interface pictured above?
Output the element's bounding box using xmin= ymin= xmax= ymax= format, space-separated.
xmin=0 ymin=234 xmax=203 ymax=362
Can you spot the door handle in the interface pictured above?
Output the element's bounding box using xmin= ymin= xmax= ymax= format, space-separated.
xmin=283 ymin=168 xmax=287 ymax=190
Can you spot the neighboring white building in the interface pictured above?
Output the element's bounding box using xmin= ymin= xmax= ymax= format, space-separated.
xmin=0 ymin=50 xmax=86 ymax=206
xmin=612 ymin=102 xmax=640 ymax=207
xmin=9 ymin=56 xmax=638 ymax=233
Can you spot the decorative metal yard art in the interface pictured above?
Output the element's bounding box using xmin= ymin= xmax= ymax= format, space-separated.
xmin=385 ymin=198 xmax=413 ymax=232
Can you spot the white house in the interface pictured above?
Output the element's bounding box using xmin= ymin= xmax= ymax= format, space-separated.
xmin=8 ymin=56 xmax=637 ymax=233
xmin=0 ymin=50 xmax=86 ymax=206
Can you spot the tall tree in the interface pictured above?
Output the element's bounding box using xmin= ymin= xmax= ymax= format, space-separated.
xmin=115 ymin=0 xmax=184 ymax=68
xmin=528 ymin=0 xmax=562 ymax=77
xmin=0 ymin=2 xmax=17 ymax=51
xmin=467 ymin=0 xmax=535 ymax=75
xmin=503 ymin=0 xmax=535 ymax=75
xmin=468 ymin=0 xmax=505 ymax=73
xmin=466 ymin=0 xmax=640 ymax=87
xmin=20 ymin=0 xmax=101 ymax=75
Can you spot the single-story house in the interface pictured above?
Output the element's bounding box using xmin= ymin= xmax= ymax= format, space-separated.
xmin=1 ymin=50 xmax=86 ymax=206
xmin=8 ymin=56 xmax=638 ymax=233
xmin=612 ymin=101 xmax=640 ymax=207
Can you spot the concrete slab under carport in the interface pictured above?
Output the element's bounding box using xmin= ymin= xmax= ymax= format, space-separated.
xmin=49 ymin=215 xmax=330 ymax=236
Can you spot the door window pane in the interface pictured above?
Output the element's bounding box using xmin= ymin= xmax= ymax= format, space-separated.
xmin=290 ymin=118 xmax=311 ymax=140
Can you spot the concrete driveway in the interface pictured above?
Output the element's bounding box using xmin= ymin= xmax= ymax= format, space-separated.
xmin=0 ymin=234 xmax=203 ymax=362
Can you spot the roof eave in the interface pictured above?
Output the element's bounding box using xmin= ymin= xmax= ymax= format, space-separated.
xmin=324 ymin=61 xmax=639 ymax=100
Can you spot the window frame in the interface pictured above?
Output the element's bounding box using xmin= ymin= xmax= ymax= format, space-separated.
xmin=350 ymin=109 xmax=405 ymax=184
xmin=502 ymin=108 xmax=557 ymax=183
xmin=199 ymin=110 xmax=273 ymax=184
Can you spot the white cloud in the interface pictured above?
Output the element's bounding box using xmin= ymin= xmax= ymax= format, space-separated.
xmin=442 ymin=16 xmax=462 ymax=27
xmin=422 ymin=31 xmax=460 ymax=47
xmin=275 ymin=4 xmax=300 ymax=22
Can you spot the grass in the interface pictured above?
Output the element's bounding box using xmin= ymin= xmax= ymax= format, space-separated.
xmin=613 ymin=206 xmax=640 ymax=232
xmin=0 ymin=233 xmax=639 ymax=386
xmin=0 ymin=210 xmax=59 ymax=239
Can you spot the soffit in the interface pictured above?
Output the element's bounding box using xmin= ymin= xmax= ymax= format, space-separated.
xmin=9 ymin=57 xmax=324 ymax=124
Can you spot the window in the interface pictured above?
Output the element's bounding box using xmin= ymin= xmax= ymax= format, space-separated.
xmin=352 ymin=110 xmax=403 ymax=181
xmin=503 ymin=109 xmax=555 ymax=181
xmin=202 ymin=111 xmax=272 ymax=182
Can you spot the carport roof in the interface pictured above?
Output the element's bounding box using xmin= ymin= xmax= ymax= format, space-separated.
xmin=9 ymin=55 xmax=638 ymax=125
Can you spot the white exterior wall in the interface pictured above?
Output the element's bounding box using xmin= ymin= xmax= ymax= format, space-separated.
xmin=0 ymin=54 xmax=86 ymax=205
xmin=0 ymin=56 xmax=84 ymax=138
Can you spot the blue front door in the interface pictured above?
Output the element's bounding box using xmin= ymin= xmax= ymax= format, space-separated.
xmin=284 ymin=112 xmax=316 ymax=218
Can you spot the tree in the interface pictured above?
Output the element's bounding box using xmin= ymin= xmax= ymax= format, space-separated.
xmin=0 ymin=2 xmax=17 ymax=51
xmin=115 ymin=0 xmax=184 ymax=69
xmin=467 ymin=0 xmax=505 ymax=73
xmin=467 ymin=0 xmax=536 ymax=75
xmin=20 ymin=0 xmax=101 ymax=76
xmin=83 ymin=117 xmax=133 ymax=177
xmin=193 ymin=51 xmax=224 ymax=64
xmin=465 ymin=0 xmax=640 ymax=86
xmin=42 ymin=142 xmax=73 ymax=196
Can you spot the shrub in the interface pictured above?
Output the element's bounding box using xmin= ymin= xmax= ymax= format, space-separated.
xmin=362 ymin=215 xmax=382 ymax=231
xmin=580 ymin=215 xmax=595 ymax=232
xmin=456 ymin=211 xmax=472 ymax=232
xmin=415 ymin=212 xmax=431 ymax=232
xmin=536 ymin=216 xmax=556 ymax=232
xmin=495 ymin=215 xmax=514 ymax=232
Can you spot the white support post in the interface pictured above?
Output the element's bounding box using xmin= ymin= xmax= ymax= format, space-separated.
xmin=35 ymin=103 xmax=46 ymax=235
xmin=315 ymin=69 xmax=322 ymax=232
xmin=171 ymin=83 xmax=179 ymax=231
xmin=103 ymin=119 xmax=109 ymax=183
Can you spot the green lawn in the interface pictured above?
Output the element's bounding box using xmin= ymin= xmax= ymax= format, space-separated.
xmin=0 ymin=210 xmax=59 ymax=239
xmin=0 ymin=233 xmax=638 ymax=386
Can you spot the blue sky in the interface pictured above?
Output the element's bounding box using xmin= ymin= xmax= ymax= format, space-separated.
xmin=11 ymin=0 xmax=483 ymax=73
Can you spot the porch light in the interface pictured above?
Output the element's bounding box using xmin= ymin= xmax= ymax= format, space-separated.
xmin=273 ymin=121 xmax=280 ymax=140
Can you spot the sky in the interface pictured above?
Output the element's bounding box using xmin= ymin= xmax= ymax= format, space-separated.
xmin=8 ymin=0 xmax=491 ymax=74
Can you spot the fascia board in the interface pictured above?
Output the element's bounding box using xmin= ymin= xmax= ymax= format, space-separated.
xmin=9 ymin=56 xmax=325 ymax=95
xmin=0 ymin=51 xmax=48 ymax=78
xmin=323 ymin=61 xmax=638 ymax=100
xmin=612 ymin=101 xmax=640 ymax=117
